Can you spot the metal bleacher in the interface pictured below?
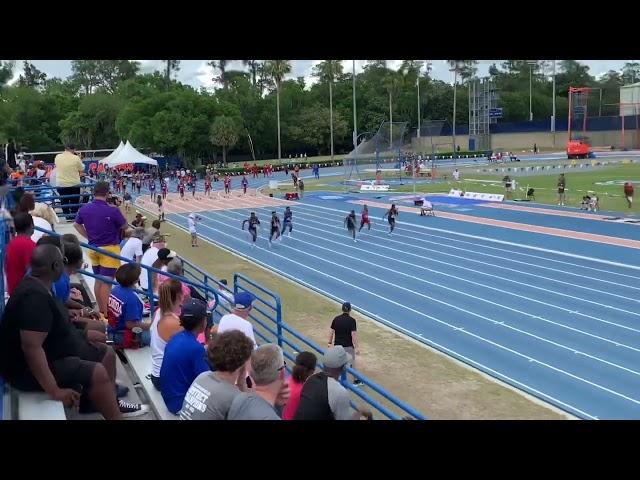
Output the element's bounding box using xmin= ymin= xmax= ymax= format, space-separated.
xmin=0 ymin=180 xmax=426 ymax=420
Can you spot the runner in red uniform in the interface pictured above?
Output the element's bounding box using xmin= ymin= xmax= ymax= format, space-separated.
xmin=204 ymin=176 xmax=212 ymax=197
xmin=359 ymin=204 xmax=371 ymax=232
xmin=178 ymin=181 xmax=185 ymax=199
xmin=624 ymin=182 xmax=634 ymax=209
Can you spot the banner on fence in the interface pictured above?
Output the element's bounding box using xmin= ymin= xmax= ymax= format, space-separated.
xmin=360 ymin=184 xmax=390 ymax=192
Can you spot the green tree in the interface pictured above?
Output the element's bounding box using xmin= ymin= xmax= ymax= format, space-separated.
xmin=59 ymin=93 xmax=123 ymax=149
xmin=70 ymin=60 xmax=101 ymax=95
xmin=0 ymin=61 xmax=14 ymax=91
xmin=208 ymin=60 xmax=233 ymax=89
xmin=313 ymin=60 xmax=343 ymax=159
xmin=163 ymin=60 xmax=181 ymax=87
xmin=242 ymin=60 xmax=262 ymax=87
xmin=622 ymin=62 xmax=640 ymax=85
xmin=263 ymin=60 xmax=292 ymax=160
xmin=18 ymin=61 xmax=47 ymax=89
xmin=289 ymin=104 xmax=349 ymax=155
xmin=210 ymin=116 xmax=240 ymax=165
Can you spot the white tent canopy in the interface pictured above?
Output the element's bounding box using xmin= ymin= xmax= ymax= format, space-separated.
xmin=98 ymin=141 xmax=125 ymax=164
xmin=99 ymin=141 xmax=158 ymax=167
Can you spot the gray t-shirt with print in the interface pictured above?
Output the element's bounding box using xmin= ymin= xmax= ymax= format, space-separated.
xmin=179 ymin=371 xmax=241 ymax=420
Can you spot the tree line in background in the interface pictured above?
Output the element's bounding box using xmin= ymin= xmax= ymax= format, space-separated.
xmin=0 ymin=59 xmax=639 ymax=165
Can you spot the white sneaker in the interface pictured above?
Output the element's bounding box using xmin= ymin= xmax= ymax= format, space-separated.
xmin=118 ymin=399 xmax=150 ymax=418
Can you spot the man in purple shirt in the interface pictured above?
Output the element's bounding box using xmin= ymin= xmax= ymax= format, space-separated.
xmin=74 ymin=181 xmax=127 ymax=316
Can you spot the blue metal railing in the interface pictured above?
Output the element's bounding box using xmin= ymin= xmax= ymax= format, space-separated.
xmin=176 ymin=261 xmax=425 ymax=419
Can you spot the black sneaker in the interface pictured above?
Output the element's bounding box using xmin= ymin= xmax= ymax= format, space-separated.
xmin=118 ymin=399 xmax=150 ymax=418
xmin=353 ymin=379 xmax=364 ymax=387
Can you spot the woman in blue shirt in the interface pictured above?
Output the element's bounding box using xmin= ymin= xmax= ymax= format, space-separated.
xmin=160 ymin=299 xmax=210 ymax=414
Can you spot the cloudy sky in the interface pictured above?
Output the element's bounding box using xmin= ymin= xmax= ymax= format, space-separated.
xmin=7 ymin=60 xmax=636 ymax=90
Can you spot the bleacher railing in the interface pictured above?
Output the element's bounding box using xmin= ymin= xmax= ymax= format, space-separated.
xmin=179 ymin=260 xmax=425 ymax=420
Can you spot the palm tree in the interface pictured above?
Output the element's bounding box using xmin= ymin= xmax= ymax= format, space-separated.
xmin=242 ymin=60 xmax=262 ymax=88
xmin=163 ymin=60 xmax=180 ymax=88
xmin=313 ymin=60 xmax=343 ymax=159
xmin=264 ymin=60 xmax=292 ymax=160
xmin=208 ymin=60 xmax=232 ymax=89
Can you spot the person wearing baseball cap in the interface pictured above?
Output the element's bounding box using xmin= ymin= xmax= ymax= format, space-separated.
xmin=217 ymin=291 xmax=257 ymax=348
xmin=120 ymin=227 xmax=146 ymax=264
xmin=294 ymin=345 xmax=369 ymax=420
xmin=160 ymin=298 xmax=210 ymax=414
xmin=328 ymin=301 xmax=361 ymax=385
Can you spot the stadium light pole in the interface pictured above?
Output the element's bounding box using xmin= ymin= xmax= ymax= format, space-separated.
xmin=348 ymin=59 xmax=358 ymax=192
xmin=417 ymin=67 xmax=421 ymax=139
xmin=528 ymin=60 xmax=537 ymax=122
xmin=450 ymin=65 xmax=459 ymax=153
xmin=551 ymin=59 xmax=556 ymax=147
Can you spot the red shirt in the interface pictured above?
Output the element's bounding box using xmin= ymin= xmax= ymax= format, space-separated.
xmin=624 ymin=184 xmax=634 ymax=196
xmin=282 ymin=377 xmax=305 ymax=420
xmin=5 ymin=235 xmax=36 ymax=295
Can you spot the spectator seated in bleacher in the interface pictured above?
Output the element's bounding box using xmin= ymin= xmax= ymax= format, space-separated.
xmin=107 ymin=263 xmax=151 ymax=349
xmin=179 ymin=330 xmax=254 ymax=420
xmin=120 ymin=227 xmax=145 ymax=264
xmin=15 ymin=192 xmax=58 ymax=243
xmin=140 ymin=234 xmax=166 ymax=292
xmin=0 ymin=244 xmax=148 ymax=418
xmin=37 ymin=236 xmax=106 ymax=344
xmin=282 ymin=351 xmax=317 ymax=420
xmin=160 ymin=259 xmax=192 ymax=301
xmin=160 ymin=299 xmax=210 ymax=415
xmin=4 ymin=212 xmax=36 ymax=296
xmin=227 ymin=344 xmax=290 ymax=420
xmin=217 ymin=292 xmax=257 ymax=348
xmin=131 ymin=211 xmax=147 ymax=228
xmin=294 ymin=346 xmax=370 ymax=420
xmin=149 ymin=279 xmax=185 ymax=391
xmin=142 ymin=220 xmax=162 ymax=253
xmin=151 ymin=248 xmax=177 ymax=296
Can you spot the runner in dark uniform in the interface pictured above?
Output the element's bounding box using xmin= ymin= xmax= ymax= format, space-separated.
xmin=344 ymin=210 xmax=357 ymax=242
xmin=268 ymin=211 xmax=281 ymax=247
xmin=149 ymin=180 xmax=156 ymax=201
xmin=178 ymin=181 xmax=185 ymax=199
xmin=281 ymin=206 xmax=293 ymax=237
xmin=383 ymin=204 xmax=399 ymax=234
xmin=161 ymin=180 xmax=168 ymax=199
xmin=241 ymin=175 xmax=249 ymax=195
xmin=242 ymin=212 xmax=261 ymax=248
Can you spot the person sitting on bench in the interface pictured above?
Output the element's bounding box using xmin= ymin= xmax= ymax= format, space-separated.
xmin=419 ymin=199 xmax=435 ymax=216
xmin=526 ymin=188 xmax=535 ymax=200
xmin=580 ymin=195 xmax=590 ymax=210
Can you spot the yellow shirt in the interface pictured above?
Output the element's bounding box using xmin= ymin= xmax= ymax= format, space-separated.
xmin=54 ymin=151 xmax=84 ymax=187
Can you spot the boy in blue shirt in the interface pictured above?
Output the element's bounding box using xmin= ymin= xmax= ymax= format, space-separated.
xmin=107 ymin=263 xmax=150 ymax=348
xmin=160 ymin=298 xmax=210 ymax=414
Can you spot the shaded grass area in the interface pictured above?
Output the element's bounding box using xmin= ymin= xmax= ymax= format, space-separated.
xmin=126 ymin=210 xmax=565 ymax=419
